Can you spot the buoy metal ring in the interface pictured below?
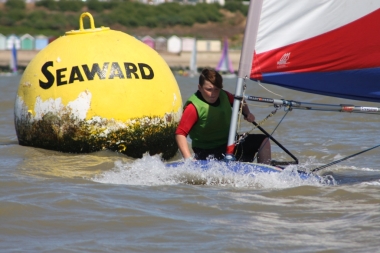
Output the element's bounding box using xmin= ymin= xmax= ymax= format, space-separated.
xmin=66 ymin=12 xmax=110 ymax=35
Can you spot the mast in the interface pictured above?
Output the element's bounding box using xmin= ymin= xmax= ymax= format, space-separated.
xmin=225 ymin=0 xmax=264 ymax=160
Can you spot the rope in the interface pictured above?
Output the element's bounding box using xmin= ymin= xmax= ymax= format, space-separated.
xmin=234 ymin=77 xmax=248 ymax=159
xmin=252 ymin=109 xmax=290 ymax=162
xmin=257 ymin=80 xmax=283 ymax=98
xmin=233 ymin=78 xmax=290 ymax=161
xmin=236 ymin=77 xmax=247 ymax=135
xmin=311 ymin=144 xmax=380 ymax=173
xmin=248 ymin=106 xmax=280 ymax=132
xmin=233 ymin=78 xmax=291 ymax=161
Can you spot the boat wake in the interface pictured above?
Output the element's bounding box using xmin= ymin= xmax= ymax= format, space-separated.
xmin=92 ymin=154 xmax=336 ymax=188
xmin=318 ymin=165 xmax=380 ymax=185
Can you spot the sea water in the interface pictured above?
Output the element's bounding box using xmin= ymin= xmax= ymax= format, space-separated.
xmin=1 ymin=75 xmax=380 ymax=252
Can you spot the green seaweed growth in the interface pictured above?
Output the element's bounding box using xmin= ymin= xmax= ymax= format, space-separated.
xmin=15 ymin=112 xmax=179 ymax=161
xmin=107 ymin=120 xmax=178 ymax=160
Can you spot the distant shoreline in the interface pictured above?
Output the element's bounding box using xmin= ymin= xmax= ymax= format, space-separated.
xmin=0 ymin=50 xmax=242 ymax=71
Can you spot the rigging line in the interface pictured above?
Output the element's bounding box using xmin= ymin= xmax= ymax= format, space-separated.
xmin=253 ymin=109 xmax=296 ymax=163
xmin=257 ymin=80 xmax=283 ymax=98
xmin=311 ymin=144 xmax=380 ymax=173
xmin=245 ymin=104 xmax=283 ymax=134
xmin=252 ymin=120 xmax=299 ymax=165
xmin=250 ymin=106 xmax=279 ymax=130
xmin=236 ymin=77 xmax=248 ymax=134
xmin=234 ymin=77 xmax=250 ymax=158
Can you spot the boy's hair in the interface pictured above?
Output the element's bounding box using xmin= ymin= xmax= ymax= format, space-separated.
xmin=199 ymin=69 xmax=223 ymax=89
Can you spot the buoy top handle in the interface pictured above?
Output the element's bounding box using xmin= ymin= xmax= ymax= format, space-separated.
xmin=79 ymin=12 xmax=95 ymax=30
xmin=66 ymin=12 xmax=110 ymax=35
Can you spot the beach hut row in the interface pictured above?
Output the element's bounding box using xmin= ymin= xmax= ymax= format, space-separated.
xmin=140 ymin=35 xmax=222 ymax=53
xmin=0 ymin=34 xmax=222 ymax=53
xmin=0 ymin=34 xmax=55 ymax=51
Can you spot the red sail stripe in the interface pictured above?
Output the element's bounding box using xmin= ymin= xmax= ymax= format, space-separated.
xmin=251 ymin=8 xmax=380 ymax=80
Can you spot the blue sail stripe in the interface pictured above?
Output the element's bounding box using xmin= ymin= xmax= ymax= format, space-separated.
xmin=260 ymin=67 xmax=380 ymax=102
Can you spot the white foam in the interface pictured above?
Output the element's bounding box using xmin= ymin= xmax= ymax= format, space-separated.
xmin=92 ymin=155 xmax=336 ymax=188
xmin=361 ymin=180 xmax=380 ymax=186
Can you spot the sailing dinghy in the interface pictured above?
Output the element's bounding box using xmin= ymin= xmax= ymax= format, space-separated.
xmin=168 ymin=0 xmax=380 ymax=177
xmin=215 ymin=38 xmax=236 ymax=79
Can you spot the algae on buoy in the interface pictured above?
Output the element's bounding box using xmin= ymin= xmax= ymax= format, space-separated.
xmin=14 ymin=12 xmax=182 ymax=160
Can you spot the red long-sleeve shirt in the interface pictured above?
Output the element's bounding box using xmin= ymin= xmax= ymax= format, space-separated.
xmin=175 ymin=90 xmax=235 ymax=137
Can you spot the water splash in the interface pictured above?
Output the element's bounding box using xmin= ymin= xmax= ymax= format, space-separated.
xmin=93 ymin=154 xmax=336 ymax=188
xmin=361 ymin=180 xmax=380 ymax=186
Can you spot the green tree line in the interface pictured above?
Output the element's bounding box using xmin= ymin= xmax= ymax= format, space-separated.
xmin=0 ymin=0 xmax=248 ymax=36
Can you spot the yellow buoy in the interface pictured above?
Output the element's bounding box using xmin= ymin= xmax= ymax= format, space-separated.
xmin=14 ymin=12 xmax=182 ymax=160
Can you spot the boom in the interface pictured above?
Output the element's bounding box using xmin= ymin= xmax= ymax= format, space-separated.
xmin=237 ymin=95 xmax=380 ymax=114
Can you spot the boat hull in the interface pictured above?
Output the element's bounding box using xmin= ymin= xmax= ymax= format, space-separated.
xmin=166 ymin=160 xmax=313 ymax=180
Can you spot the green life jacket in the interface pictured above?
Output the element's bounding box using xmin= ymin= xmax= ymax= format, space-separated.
xmin=185 ymin=90 xmax=232 ymax=149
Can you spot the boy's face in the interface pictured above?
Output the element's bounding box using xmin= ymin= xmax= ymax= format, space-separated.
xmin=198 ymin=80 xmax=221 ymax=104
